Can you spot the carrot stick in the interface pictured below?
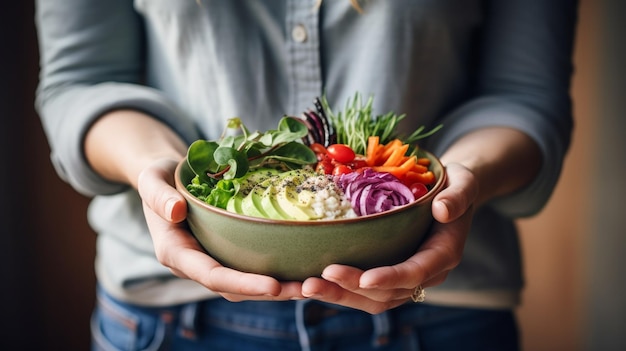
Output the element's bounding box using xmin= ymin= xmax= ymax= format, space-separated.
xmin=381 ymin=139 xmax=403 ymax=159
xmin=366 ymin=138 xmax=435 ymax=184
xmin=397 ymin=156 xmax=417 ymax=173
xmin=404 ymin=171 xmax=435 ymax=185
xmin=382 ymin=143 xmax=409 ymax=167
xmin=371 ymin=166 xmax=404 ymax=178
xmin=366 ymin=136 xmax=381 ymax=166
xmin=417 ymin=157 xmax=431 ymax=166
xmin=410 ymin=163 xmax=428 ymax=174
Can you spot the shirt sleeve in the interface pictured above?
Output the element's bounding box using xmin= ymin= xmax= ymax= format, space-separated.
xmin=427 ymin=0 xmax=578 ymax=218
xmin=34 ymin=0 xmax=201 ymax=197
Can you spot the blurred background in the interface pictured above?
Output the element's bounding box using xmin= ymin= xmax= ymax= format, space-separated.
xmin=1 ymin=0 xmax=624 ymax=350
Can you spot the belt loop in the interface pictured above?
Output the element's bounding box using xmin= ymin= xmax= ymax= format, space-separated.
xmin=371 ymin=311 xmax=391 ymax=348
xmin=295 ymin=299 xmax=312 ymax=351
xmin=179 ymin=302 xmax=200 ymax=340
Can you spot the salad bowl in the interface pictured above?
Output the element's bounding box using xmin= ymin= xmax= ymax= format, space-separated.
xmin=174 ymin=149 xmax=446 ymax=281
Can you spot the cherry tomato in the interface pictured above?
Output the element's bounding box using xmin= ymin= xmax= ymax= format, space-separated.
xmin=326 ymin=144 xmax=356 ymax=163
xmin=315 ymin=156 xmax=334 ymax=175
xmin=332 ymin=164 xmax=352 ymax=176
xmin=347 ymin=157 xmax=368 ymax=170
xmin=310 ymin=143 xmax=327 ymax=155
xmin=409 ymin=183 xmax=429 ymax=199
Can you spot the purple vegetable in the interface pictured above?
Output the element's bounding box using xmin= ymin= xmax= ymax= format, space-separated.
xmin=303 ymin=110 xmax=324 ymax=145
xmin=313 ymin=97 xmax=336 ymax=146
xmin=335 ymin=169 xmax=415 ymax=216
xmin=297 ymin=97 xmax=337 ymax=147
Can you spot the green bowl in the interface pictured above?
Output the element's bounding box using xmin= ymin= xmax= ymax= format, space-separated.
xmin=174 ymin=149 xmax=446 ymax=281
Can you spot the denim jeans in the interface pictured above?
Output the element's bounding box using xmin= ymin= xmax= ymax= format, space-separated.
xmin=91 ymin=286 xmax=519 ymax=351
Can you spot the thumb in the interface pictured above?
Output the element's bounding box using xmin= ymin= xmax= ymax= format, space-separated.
xmin=137 ymin=158 xmax=187 ymax=223
xmin=432 ymin=162 xmax=478 ymax=224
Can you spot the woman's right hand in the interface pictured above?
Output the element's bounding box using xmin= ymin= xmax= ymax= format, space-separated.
xmin=85 ymin=110 xmax=303 ymax=301
xmin=136 ymin=158 xmax=305 ymax=301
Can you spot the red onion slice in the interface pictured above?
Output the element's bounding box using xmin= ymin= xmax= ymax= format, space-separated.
xmin=336 ymin=169 xmax=415 ymax=216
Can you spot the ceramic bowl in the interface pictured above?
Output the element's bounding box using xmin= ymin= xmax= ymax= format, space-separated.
xmin=174 ymin=149 xmax=446 ymax=281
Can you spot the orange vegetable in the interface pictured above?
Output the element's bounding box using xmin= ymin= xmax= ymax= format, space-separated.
xmin=380 ymin=139 xmax=403 ymax=159
xmin=371 ymin=166 xmax=404 ymax=178
xmin=397 ymin=156 xmax=418 ymax=173
xmin=403 ymin=171 xmax=436 ymax=185
xmin=417 ymin=157 xmax=430 ymax=166
xmin=366 ymin=136 xmax=382 ymax=166
xmin=409 ymin=162 xmax=428 ymax=174
xmin=364 ymin=137 xmax=436 ymax=186
xmin=382 ymin=143 xmax=409 ymax=167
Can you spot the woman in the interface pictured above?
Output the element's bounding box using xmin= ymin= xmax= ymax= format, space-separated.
xmin=35 ymin=0 xmax=578 ymax=350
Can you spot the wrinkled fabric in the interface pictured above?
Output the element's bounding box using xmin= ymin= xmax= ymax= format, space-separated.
xmin=35 ymin=0 xmax=577 ymax=307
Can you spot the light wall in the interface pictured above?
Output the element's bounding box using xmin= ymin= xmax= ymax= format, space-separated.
xmin=516 ymin=0 xmax=626 ymax=350
xmin=587 ymin=0 xmax=626 ymax=348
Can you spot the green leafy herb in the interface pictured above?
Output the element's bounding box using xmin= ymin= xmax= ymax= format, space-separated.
xmin=320 ymin=92 xmax=442 ymax=155
xmin=186 ymin=116 xmax=317 ymax=186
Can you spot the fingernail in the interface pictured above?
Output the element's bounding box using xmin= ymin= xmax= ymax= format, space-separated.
xmin=302 ymin=291 xmax=322 ymax=299
xmin=165 ymin=198 xmax=177 ymax=221
xmin=433 ymin=199 xmax=450 ymax=219
xmin=321 ymin=273 xmax=342 ymax=284
xmin=434 ymin=199 xmax=448 ymax=211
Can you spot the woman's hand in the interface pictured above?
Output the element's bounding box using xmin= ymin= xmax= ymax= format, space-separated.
xmin=137 ymin=158 xmax=305 ymax=301
xmin=301 ymin=163 xmax=477 ymax=314
xmin=85 ymin=109 xmax=304 ymax=301
xmin=301 ymin=127 xmax=541 ymax=314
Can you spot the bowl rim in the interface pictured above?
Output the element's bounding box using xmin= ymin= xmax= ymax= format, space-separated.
xmin=175 ymin=149 xmax=447 ymax=226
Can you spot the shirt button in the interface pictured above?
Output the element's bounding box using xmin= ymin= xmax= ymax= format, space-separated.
xmin=291 ymin=24 xmax=307 ymax=43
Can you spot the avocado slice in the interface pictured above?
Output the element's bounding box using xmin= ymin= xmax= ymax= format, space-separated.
xmin=240 ymin=185 xmax=269 ymax=219
xmin=260 ymin=184 xmax=292 ymax=220
xmin=275 ymin=175 xmax=321 ymax=220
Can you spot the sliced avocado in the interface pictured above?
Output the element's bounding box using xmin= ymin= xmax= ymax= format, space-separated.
xmin=276 ymin=177 xmax=321 ymax=220
xmin=241 ymin=186 xmax=268 ymax=219
xmin=234 ymin=168 xmax=281 ymax=196
xmin=227 ymin=168 xmax=279 ymax=216
xmin=260 ymin=184 xmax=292 ymax=220
xmin=226 ymin=193 xmax=243 ymax=214
xmin=226 ymin=168 xmax=323 ymax=220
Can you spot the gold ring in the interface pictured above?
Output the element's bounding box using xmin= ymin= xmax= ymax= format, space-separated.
xmin=411 ymin=285 xmax=426 ymax=303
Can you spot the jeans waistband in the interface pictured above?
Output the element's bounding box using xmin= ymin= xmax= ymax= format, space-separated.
xmin=97 ymin=285 xmax=395 ymax=350
xmin=189 ymin=298 xmax=392 ymax=350
xmin=294 ymin=299 xmax=391 ymax=350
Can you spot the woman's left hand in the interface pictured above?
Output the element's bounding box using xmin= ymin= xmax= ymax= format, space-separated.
xmin=301 ymin=162 xmax=477 ymax=314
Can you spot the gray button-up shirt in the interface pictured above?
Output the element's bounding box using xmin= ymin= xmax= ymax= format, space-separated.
xmin=35 ymin=0 xmax=577 ymax=307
